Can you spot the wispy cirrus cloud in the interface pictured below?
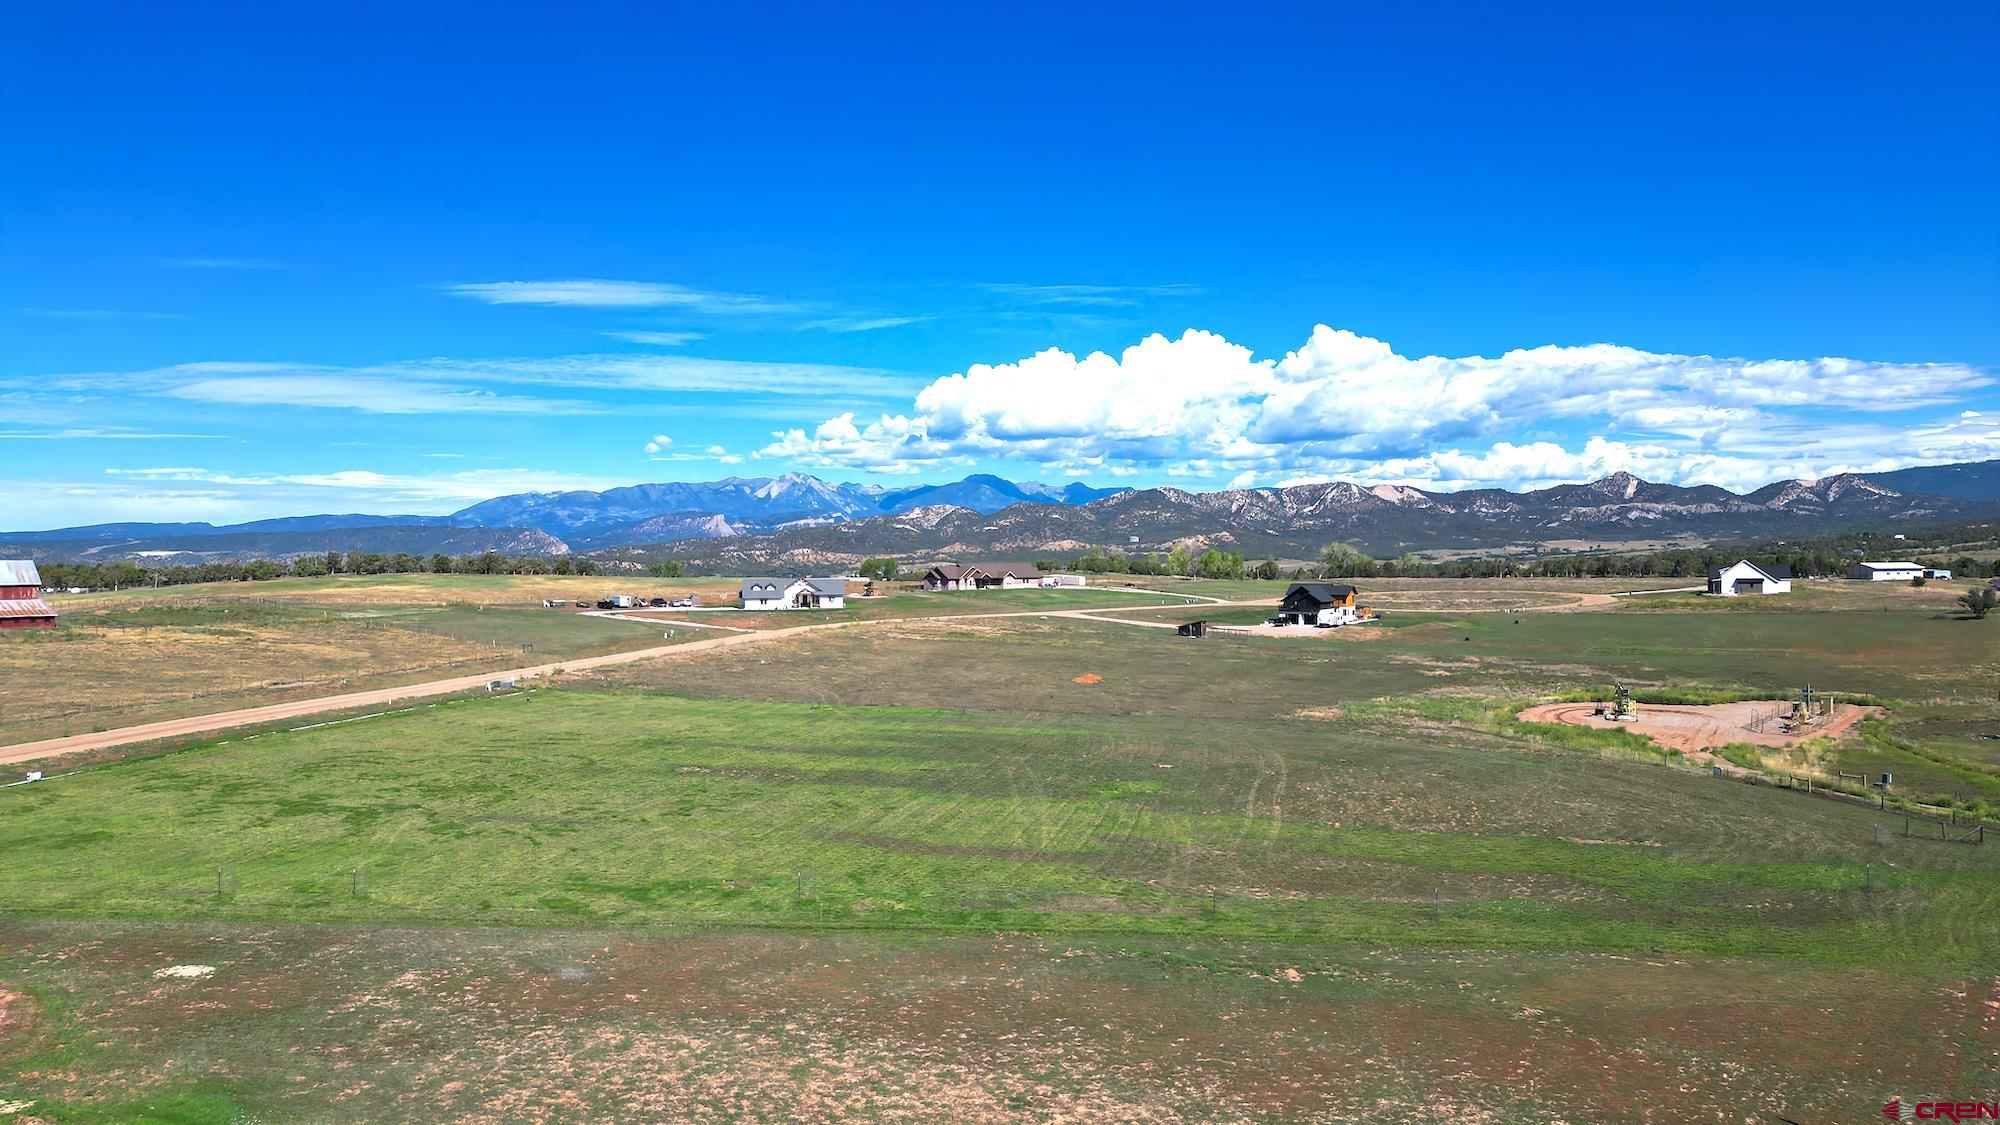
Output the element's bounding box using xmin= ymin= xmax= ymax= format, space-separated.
xmin=444 ymin=278 xmax=790 ymax=313
xmin=35 ymin=352 xmax=918 ymax=417
xmin=0 ymin=427 xmax=223 ymax=441
xmin=800 ymin=314 xmax=934 ymax=333
xmin=99 ymin=464 xmax=626 ymax=499
xmin=605 ymin=330 xmax=706 ymax=346
xmin=4 ymin=465 xmax=641 ymax=531
xmin=163 ymin=370 xmax=601 ymax=416
xmin=975 ymin=282 xmax=1202 ymax=307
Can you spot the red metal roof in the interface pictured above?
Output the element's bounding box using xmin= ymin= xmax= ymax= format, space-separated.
xmin=0 ymin=599 xmax=57 ymax=621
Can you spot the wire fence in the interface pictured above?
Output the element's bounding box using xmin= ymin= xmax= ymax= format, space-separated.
xmin=1720 ymin=769 xmax=1994 ymax=843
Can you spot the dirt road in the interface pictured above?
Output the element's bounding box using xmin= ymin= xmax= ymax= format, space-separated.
xmin=0 ymin=621 xmax=839 ymax=768
xmin=1 ymin=585 xmax=1615 ymax=768
xmin=0 ymin=601 xmax=1213 ymax=767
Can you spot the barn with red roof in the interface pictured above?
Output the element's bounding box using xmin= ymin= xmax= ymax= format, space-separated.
xmin=0 ymin=560 xmax=58 ymax=629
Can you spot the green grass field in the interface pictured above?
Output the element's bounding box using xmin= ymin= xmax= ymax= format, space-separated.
xmin=3 ymin=575 xmax=1998 ymax=1120
xmin=9 ymin=689 xmax=1994 ymax=959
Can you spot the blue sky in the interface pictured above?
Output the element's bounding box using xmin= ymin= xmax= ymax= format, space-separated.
xmin=4 ymin=2 xmax=1997 ymax=530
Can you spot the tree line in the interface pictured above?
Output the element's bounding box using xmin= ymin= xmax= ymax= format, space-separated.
xmin=1038 ymin=537 xmax=2000 ymax=583
xmin=37 ymin=550 xmax=605 ymax=592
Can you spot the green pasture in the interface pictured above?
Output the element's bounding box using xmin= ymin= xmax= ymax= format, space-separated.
xmin=2 ymin=690 xmax=1993 ymax=968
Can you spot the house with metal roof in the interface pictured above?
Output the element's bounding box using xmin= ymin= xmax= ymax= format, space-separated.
xmin=1706 ymin=560 xmax=1793 ymax=596
xmin=0 ymin=560 xmax=57 ymax=629
xmin=1278 ymin=582 xmax=1359 ymax=626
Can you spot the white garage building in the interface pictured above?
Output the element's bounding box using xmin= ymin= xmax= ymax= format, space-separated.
xmin=1846 ymin=561 xmax=1926 ymax=581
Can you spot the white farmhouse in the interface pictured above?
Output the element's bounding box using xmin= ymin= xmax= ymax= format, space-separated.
xmin=796 ymin=578 xmax=846 ymax=609
xmin=739 ymin=577 xmax=849 ymax=610
xmin=740 ymin=577 xmax=798 ymax=610
xmin=1846 ymin=561 xmax=1926 ymax=581
xmin=1706 ymin=560 xmax=1793 ymax=596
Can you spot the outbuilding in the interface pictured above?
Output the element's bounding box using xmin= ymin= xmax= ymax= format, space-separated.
xmin=1706 ymin=560 xmax=1793 ymax=596
xmin=1278 ymin=582 xmax=1359 ymax=626
xmin=0 ymin=560 xmax=57 ymax=630
xmin=1847 ymin=561 xmax=1926 ymax=581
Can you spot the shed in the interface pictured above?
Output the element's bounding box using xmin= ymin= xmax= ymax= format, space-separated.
xmin=1846 ymin=561 xmax=1925 ymax=581
xmin=1176 ymin=620 xmax=1209 ymax=638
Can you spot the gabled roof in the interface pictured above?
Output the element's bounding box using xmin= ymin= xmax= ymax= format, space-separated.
xmin=1708 ymin=560 xmax=1794 ymax=581
xmin=740 ymin=577 xmax=793 ymax=597
xmin=0 ymin=599 xmax=56 ymax=620
xmin=0 ymin=560 xmax=41 ymax=587
xmin=805 ymin=578 xmax=847 ymax=596
xmin=927 ymin=562 xmax=1042 ymax=580
xmin=1283 ymin=582 xmax=1356 ymax=605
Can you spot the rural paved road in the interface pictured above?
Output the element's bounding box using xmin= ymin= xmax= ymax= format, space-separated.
xmin=0 ymin=585 xmax=1617 ymax=768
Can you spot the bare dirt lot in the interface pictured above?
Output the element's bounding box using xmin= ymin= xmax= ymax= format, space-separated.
xmin=1519 ymin=699 xmax=1880 ymax=755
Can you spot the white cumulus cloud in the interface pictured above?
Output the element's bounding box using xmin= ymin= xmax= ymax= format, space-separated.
xmin=759 ymin=324 xmax=1995 ymax=491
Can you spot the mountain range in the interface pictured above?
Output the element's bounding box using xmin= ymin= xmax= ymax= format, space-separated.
xmin=6 ymin=462 xmax=2000 ymax=566
xmin=601 ymin=467 xmax=2000 ymax=569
